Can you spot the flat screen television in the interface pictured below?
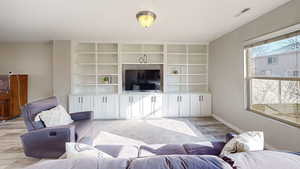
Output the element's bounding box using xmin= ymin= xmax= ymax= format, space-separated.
xmin=125 ymin=70 xmax=161 ymax=91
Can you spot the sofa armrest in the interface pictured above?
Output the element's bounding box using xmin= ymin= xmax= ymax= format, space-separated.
xmin=70 ymin=111 xmax=93 ymax=121
xmin=20 ymin=125 xmax=75 ymax=158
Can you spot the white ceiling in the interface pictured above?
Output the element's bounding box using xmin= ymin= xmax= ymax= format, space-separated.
xmin=0 ymin=0 xmax=291 ymax=42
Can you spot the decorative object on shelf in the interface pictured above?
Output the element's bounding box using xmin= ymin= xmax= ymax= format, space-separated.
xmin=136 ymin=10 xmax=156 ymax=28
xmin=172 ymin=70 xmax=179 ymax=74
xmin=102 ymin=76 xmax=111 ymax=84
xmin=137 ymin=54 xmax=148 ymax=64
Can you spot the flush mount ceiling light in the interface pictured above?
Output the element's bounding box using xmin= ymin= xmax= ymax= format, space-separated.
xmin=136 ymin=10 xmax=157 ymax=28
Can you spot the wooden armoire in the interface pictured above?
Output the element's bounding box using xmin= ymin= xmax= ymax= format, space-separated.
xmin=0 ymin=74 xmax=28 ymax=120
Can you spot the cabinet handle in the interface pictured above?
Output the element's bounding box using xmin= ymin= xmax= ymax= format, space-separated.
xmin=199 ymin=96 xmax=201 ymax=102
xmin=78 ymin=97 xmax=81 ymax=104
xmin=129 ymin=96 xmax=132 ymax=103
xmin=105 ymin=96 xmax=108 ymax=103
xmin=180 ymin=96 xmax=182 ymax=102
xmin=177 ymin=96 xmax=179 ymax=102
xmin=202 ymin=96 xmax=204 ymax=101
xmin=154 ymin=96 xmax=156 ymax=103
xmin=102 ymin=97 xmax=104 ymax=103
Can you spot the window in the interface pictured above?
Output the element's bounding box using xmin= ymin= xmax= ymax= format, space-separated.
xmin=267 ymin=56 xmax=278 ymax=65
xmin=245 ymin=30 xmax=300 ymax=127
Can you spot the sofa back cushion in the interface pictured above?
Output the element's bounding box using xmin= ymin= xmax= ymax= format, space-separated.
xmin=35 ymin=105 xmax=73 ymax=127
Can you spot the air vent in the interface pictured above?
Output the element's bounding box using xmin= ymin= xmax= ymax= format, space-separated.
xmin=235 ymin=8 xmax=251 ymax=17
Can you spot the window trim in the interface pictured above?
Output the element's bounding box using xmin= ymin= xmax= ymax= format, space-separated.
xmin=244 ymin=25 xmax=300 ymax=128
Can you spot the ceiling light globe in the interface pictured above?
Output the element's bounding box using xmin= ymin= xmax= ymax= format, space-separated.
xmin=136 ymin=11 xmax=156 ymax=28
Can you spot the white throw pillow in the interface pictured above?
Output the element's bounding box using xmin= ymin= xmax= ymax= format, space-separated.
xmin=220 ymin=131 xmax=264 ymax=156
xmin=34 ymin=105 xmax=73 ymax=127
xmin=66 ymin=142 xmax=112 ymax=159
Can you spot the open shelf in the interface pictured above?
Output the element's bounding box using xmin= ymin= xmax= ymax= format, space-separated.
xmin=166 ymin=44 xmax=208 ymax=93
xmin=72 ymin=42 xmax=120 ymax=94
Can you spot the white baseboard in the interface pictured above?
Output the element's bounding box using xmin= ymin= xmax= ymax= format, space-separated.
xmin=212 ymin=114 xmax=276 ymax=150
xmin=212 ymin=114 xmax=243 ymax=133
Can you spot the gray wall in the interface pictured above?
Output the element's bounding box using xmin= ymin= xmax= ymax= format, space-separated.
xmin=209 ymin=0 xmax=300 ymax=151
xmin=0 ymin=42 xmax=53 ymax=102
xmin=52 ymin=40 xmax=71 ymax=109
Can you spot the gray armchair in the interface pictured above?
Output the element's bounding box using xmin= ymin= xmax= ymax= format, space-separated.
xmin=20 ymin=96 xmax=92 ymax=158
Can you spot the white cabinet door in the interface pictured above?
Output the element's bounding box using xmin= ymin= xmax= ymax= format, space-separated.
xmin=200 ymin=94 xmax=211 ymax=116
xmin=81 ymin=96 xmax=93 ymax=112
xmin=152 ymin=95 xmax=163 ymax=117
xmin=141 ymin=95 xmax=153 ymax=118
xmin=167 ymin=94 xmax=180 ymax=117
xmin=142 ymin=95 xmax=163 ymax=118
xmin=105 ymin=95 xmax=119 ymax=119
xmin=94 ymin=96 xmax=106 ymax=119
xmin=190 ymin=94 xmax=201 ymax=117
xmin=120 ymin=95 xmax=131 ymax=119
xmin=179 ymin=94 xmax=190 ymax=117
xmin=69 ymin=96 xmax=82 ymax=113
xmin=131 ymin=95 xmax=142 ymax=119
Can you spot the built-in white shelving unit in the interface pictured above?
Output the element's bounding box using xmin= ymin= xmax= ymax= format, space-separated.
xmin=70 ymin=42 xmax=211 ymax=119
xmin=72 ymin=42 xmax=119 ymax=94
xmin=166 ymin=44 xmax=208 ymax=93
xmin=71 ymin=42 xmax=208 ymax=94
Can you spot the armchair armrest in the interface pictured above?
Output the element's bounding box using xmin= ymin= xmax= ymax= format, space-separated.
xmin=20 ymin=125 xmax=75 ymax=158
xmin=70 ymin=111 xmax=93 ymax=121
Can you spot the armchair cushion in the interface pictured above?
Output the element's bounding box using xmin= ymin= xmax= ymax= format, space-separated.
xmin=21 ymin=124 xmax=76 ymax=158
xmin=35 ymin=105 xmax=73 ymax=127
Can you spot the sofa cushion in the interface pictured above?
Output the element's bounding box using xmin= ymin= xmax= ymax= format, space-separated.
xmin=220 ymin=131 xmax=264 ymax=156
xmin=138 ymin=144 xmax=187 ymax=157
xmin=183 ymin=141 xmax=225 ymax=156
xmin=95 ymin=145 xmax=139 ymax=158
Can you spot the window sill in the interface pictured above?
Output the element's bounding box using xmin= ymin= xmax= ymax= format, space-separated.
xmin=247 ymin=108 xmax=300 ymax=129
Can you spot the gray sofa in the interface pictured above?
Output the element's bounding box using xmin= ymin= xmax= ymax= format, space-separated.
xmin=20 ymin=96 xmax=92 ymax=158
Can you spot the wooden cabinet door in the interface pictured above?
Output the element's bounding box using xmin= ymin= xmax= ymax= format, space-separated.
xmin=190 ymin=94 xmax=201 ymax=117
xmin=179 ymin=94 xmax=190 ymax=117
xmin=167 ymin=94 xmax=180 ymax=117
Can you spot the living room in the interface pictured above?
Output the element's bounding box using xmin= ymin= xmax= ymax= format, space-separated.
xmin=0 ymin=0 xmax=300 ymax=169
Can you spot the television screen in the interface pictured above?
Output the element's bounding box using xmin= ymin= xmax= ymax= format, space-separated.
xmin=125 ymin=70 xmax=161 ymax=91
